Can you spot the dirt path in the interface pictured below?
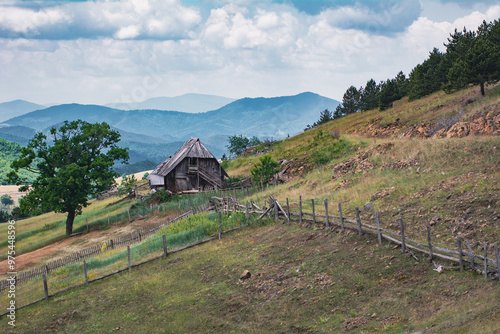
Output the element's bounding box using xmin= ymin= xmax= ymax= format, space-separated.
xmin=0 ymin=211 xmax=182 ymax=278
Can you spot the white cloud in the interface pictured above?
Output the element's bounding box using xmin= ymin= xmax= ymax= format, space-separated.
xmin=0 ymin=1 xmax=499 ymax=105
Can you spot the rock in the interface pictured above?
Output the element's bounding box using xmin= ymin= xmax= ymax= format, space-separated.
xmin=364 ymin=202 xmax=374 ymax=209
xmin=465 ymin=207 xmax=474 ymax=215
xmin=240 ymin=270 xmax=251 ymax=281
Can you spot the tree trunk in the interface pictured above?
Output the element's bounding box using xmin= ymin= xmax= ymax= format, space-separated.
xmin=66 ymin=209 xmax=76 ymax=235
xmin=479 ymin=77 xmax=485 ymax=96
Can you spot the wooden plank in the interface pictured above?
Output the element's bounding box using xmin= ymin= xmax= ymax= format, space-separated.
xmin=128 ymin=246 xmax=131 ymax=272
xmin=324 ymin=199 xmax=329 ymax=228
xmin=375 ymin=211 xmax=381 ymax=244
xmin=399 ymin=218 xmax=406 ymax=253
xmin=218 ymin=211 xmax=222 ymax=240
xmin=338 ymin=202 xmax=344 ymax=233
xmin=457 ymin=237 xmax=464 ymax=272
xmin=355 ymin=207 xmax=362 ymax=236
xmin=484 ymin=242 xmax=488 ymax=280
xmin=467 ymin=240 xmax=475 ymax=269
xmin=299 ymin=196 xmax=302 ymax=224
xmin=427 ymin=226 xmax=433 ymax=262
xmin=311 ymin=199 xmax=316 ymax=224
xmin=43 ymin=274 xmax=48 ymax=301
xmin=84 ymin=260 xmax=88 ymax=285
xmin=495 ymin=244 xmax=500 ymax=283
xmin=163 ymin=235 xmax=168 ymax=257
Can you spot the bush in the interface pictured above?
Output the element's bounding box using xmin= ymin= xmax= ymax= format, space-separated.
xmin=250 ymin=155 xmax=279 ymax=184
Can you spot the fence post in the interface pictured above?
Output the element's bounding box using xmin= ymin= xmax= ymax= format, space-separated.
xmin=399 ymin=218 xmax=406 ymax=253
xmin=246 ymin=202 xmax=250 ymax=225
xmin=299 ymin=196 xmax=302 ymax=224
xmin=355 ymin=207 xmax=362 ymax=236
xmin=108 ymin=213 xmax=110 ymax=225
xmin=110 ymin=239 xmax=114 ymax=250
xmin=375 ymin=211 xmax=381 ymax=244
xmin=311 ymin=199 xmax=316 ymax=224
xmin=457 ymin=237 xmax=464 ymax=272
xmin=163 ymin=235 xmax=168 ymax=257
xmin=427 ymin=226 xmax=433 ymax=262
xmin=338 ymin=202 xmax=344 ymax=233
xmin=218 ymin=211 xmax=222 ymax=240
xmin=127 ymin=246 xmax=131 ymax=272
xmin=274 ymin=200 xmax=278 ymax=221
xmin=286 ymin=198 xmax=290 ymax=223
xmin=128 ymin=208 xmax=131 ymax=222
xmin=466 ymin=240 xmax=475 ymax=269
xmin=484 ymin=242 xmax=488 ymax=280
xmin=86 ymin=218 xmax=89 ymax=232
xmin=495 ymin=244 xmax=500 ymax=283
xmin=324 ymin=199 xmax=329 ymax=229
xmin=43 ymin=274 xmax=49 ymax=301
xmin=83 ymin=260 xmax=88 ymax=285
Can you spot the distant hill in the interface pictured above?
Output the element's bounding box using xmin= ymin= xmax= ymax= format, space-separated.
xmin=4 ymin=92 xmax=340 ymax=142
xmin=0 ymin=138 xmax=36 ymax=185
xmin=0 ymin=126 xmax=37 ymax=146
xmin=0 ymin=100 xmax=45 ymax=123
xmin=107 ymin=94 xmax=235 ymax=113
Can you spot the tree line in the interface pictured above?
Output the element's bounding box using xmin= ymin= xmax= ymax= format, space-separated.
xmin=309 ymin=19 xmax=500 ymax=129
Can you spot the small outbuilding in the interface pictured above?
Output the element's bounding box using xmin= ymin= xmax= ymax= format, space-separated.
xmin=147 ymin=137 xmax=228 ymax=193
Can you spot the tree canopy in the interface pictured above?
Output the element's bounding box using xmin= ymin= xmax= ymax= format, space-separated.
xmin=8 ymin=120 xmax=129 ymax=235
xmin=226 ymin=135 xmax=260 ymax=157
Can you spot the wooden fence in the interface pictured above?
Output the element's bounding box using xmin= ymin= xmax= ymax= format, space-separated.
xmin=0 ymin=196 xmax=254 ymax=318
xmin=1 ymin=192 xmax=498 ymax=318
xmin=262 ymin=196 xmax=500 ymax=281
xmin=0 ymin=207 xmax=202 ymax=292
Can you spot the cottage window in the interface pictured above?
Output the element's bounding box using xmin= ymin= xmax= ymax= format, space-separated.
xmin=189 ymin=157 xmax=197 ymax=166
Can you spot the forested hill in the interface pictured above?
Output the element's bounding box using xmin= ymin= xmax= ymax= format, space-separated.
xmin=0 ymin=138 xmax=35 ymax=185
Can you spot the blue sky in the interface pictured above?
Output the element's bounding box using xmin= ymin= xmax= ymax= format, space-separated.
xmin=0 ymin=0 xmax=499 ymax=106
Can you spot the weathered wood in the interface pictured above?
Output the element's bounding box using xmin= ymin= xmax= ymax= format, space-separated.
xmin=375 ymin=211 xmax=381 ymax=244
xmin=299 ymin=196 xmax=303 ymax=224
xmin=338 ymin=202 xmax=344 ymax=233
xmin=457 ymin=237 xmax=463 ymax=272
xmin=218 ymin=211 xmax=222 ymax=240
xmin=484 ymin=242 xmax=488 ymax=280
xmin=275 ymin=200 xmax=289 ymax=221
xmin=108 ymin=213 xmax=110 ymax=225
xmin=163 ymin=235 xmax=168 ymax=257
xmin=427 ymin=226 xmax=433 ymax=262
xmin=466 ymin=240 xmax=475 ymax=269
xmin=286 ymin=198 xmax=290 ymax=222
xmin=86 ymin=218 xmax=89 ymax=232
xmin=311 ymin=199 xmax=316 ymax=224
xmin=495 ymin=244 xmax=500 ymax=283
xmin=355 ymin=207 xmax=362 ymax=236
xmin=83 ymin=260 xmax=88 ymax=284
xmin=274 ymin=200 xmax=278 ymax=221
xmin=246 ymin=202 xmax=250 ymax=225
xmin=43 ymin=274 xmax=48 ymax=301
xmin=128 ymin=209 xmax=131 ymax=222
xmin=324 ymin=199 xmax=329 ymax=228
xmin=127 ymin=246 xmax=131 ymax=272
xmin=399 ymin=218 xmax=406 ymax=253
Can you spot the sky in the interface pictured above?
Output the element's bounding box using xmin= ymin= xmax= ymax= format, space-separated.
xmin=0 ymin=0 xmax=499 ymax=106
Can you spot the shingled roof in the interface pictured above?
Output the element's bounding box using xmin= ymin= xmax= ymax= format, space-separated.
xmin=152 ymin=137 xmax=225 ymax=177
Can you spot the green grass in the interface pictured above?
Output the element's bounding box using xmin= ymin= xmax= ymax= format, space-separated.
xmin=7 ymin=223 xmax=500 ymax=333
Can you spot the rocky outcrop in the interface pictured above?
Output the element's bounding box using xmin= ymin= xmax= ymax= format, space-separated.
xmin=353 ymin=109 xmax=499 ymax=139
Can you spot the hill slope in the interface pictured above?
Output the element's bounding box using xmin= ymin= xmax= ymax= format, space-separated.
xmin=3 ymin=92 xmax=340 ymax=141
xmin=0 ymin=99 xmax=45 ymax=123
xmin=107 ymin=93 xmax=235 ymax=113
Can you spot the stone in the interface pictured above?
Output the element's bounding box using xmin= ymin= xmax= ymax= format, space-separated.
xmin=240 ymin=270 xmax=251 ymax=281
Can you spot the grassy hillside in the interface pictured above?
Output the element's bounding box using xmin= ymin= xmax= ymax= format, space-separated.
xmin=1 ymin=84 xmax=499 ymax=333
xmin=8 ymin=222 xmax=500 ymax=333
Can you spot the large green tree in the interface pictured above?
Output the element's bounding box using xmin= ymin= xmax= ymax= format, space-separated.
xmin=8 ymin=120 xmax=129 ymax=235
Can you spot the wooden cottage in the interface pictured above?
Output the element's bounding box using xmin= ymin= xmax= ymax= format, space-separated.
xmin=147 ymin=137 xmax=228 ymax=193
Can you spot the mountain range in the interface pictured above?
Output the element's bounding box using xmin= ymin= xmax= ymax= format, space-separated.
xmin=0 ymin=92 xmax=340 ymax=173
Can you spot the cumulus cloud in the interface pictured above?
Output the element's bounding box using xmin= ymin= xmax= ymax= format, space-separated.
xmin=0 ymin=0 xmax=202 ymax=40
xmin=0 ymin=0 xmax=499 ymax=105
